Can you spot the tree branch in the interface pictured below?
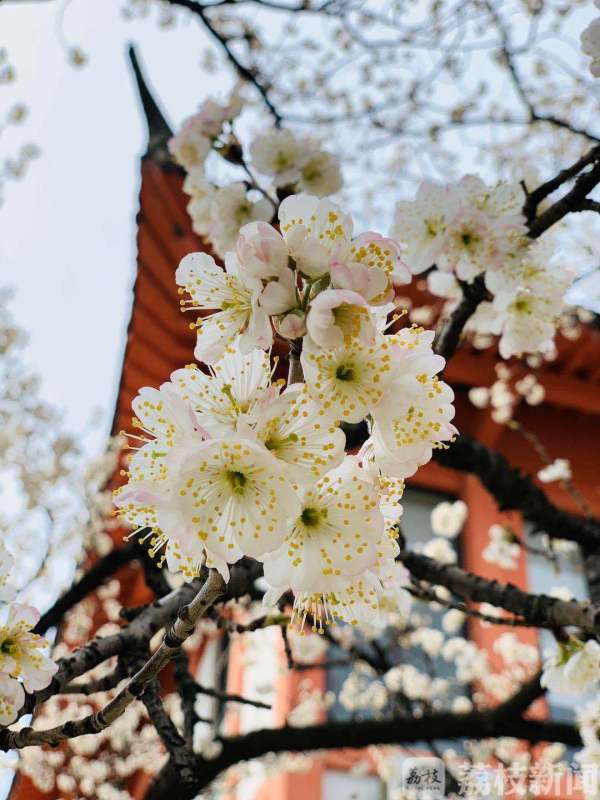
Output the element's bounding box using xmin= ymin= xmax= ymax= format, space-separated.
xmin=528 ymin=162 xmax=600 ymax=239
xmin=142 ymin=679 xmax=196 ymax=783
xmin=523 ymin=145 xmax=600 ymax=222
xmin=167 ymin=0 xmax=282 ymax=124
xmin=11 ymin=573 xmax=224 ymax=728
xmin=287 ymin=338 xmax=304 ymax=384
xmin=434 ymin=275 xmax=489 ymax=360
xmin=400 ymin=549 xmax=600 ymax=635
xmin=146 ymin=708 xmax=579 ymax=800
xmin=34 ymin=542 xmax=142 ymax=635
xmin=432 ymin=433 xmax=600 ymax=549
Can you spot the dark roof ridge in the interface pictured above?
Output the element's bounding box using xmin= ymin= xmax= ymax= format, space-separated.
xmin=128 ymin=44 xmax=175 ymax=165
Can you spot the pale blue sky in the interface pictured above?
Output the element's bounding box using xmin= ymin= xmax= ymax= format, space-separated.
xmin=0 ymin=1 xmax=232 ymax=451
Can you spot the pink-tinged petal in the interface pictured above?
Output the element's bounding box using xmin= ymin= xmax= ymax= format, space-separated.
xmin=259 ymin=269 xmax=297 ymax=315
xmin=277 ymin=310 xmax=307 ymax=340
xmin=113 ymin=483 xmax=167 ymax=508
xmin=238 ymin=307 xmax=273 ymax=353
xmin=352 ymin=232 xmax=411 ymax=285
xmin=307 ymin=289 xmax=375 ymax=349
xmin=312 ymin=288 xmax=368 ymax=312
xmin=330 ymin=260 xmax=371 ymax=296
xmin=237 ymin=221 xmax=288 ymax=280
xmin=7 ymin=603 xmax=39 ymax=630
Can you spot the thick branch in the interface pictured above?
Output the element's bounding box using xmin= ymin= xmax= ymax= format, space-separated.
xmin=400 ymin=550 xmax=600 ymax=635
xmin=34 ymin=542 xmax=141 ymax=635
xmin=494 ymin=671 xmax=543 ymax=719
xmin=528 ymin=162 xmax=600 ymax=239
xmin=523 ymin=146 xmax=600 ymax=222
xmin=142 ymin=679 xmax=196 ymax=783
xmin=433 ymin=434 xmax=600 ymax=548
xmin=434 ymin=275 xmax=489 ymax=360
xmin=147 ymin=710 xmax=579 ymax=799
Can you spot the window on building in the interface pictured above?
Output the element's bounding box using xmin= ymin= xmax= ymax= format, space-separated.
xmin=526 ymin=535 xmax=589 ymax=724
xmin=326 ymin=486 xmax=461 ymax=722
xmin=323 ymin=770 xmax=386 ymax=800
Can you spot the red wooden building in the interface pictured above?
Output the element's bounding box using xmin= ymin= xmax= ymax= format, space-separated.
xmin=10 ymin=50 xmax=600 ymax=800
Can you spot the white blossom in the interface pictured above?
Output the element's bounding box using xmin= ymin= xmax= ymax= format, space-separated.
xmin=442 ymin=609 xmax=466 ymax=634
xmin=169 ymin=343 xmax=274 ymax=437
xmin=422 ymin=537 xmax=457 ymax=565
xmin=296 ymin=150 xmax=342 ymax=196
xmin=468 ymin=387 xmax=490 ymax=409
xmin=0 ymin=674 xmax=25 ymax=726
xmin=176 ymin=250 xmax=272 ymax=363
xmin=279 ymin=193 xmax=353 ymax=279
xmin=236 ymin=220 xmax=289 ymax=281
xmin=482 ymin=524 xmax=520 ymax=570
xmin=250 ymin=129 xmax=311 ymax=186
xmin=193 ymin=724 xmax=224 ymax=759
xmin=0 ymin=542 xmax=15 ymax=602
xmin=125 ymin=382 xmax=209 ymax=484
xmin=262 ymin=457 xmax=383 ymax=619
xmin=430 ymin=500 xmax=468 ymax=538
xmin=330 ymin=232 xmax=410 ymax=305
xmin=452 ymin=696 xmax=473 ymax=714
xmin=259 ymin=267 xmax=298 ymax=316
xmin=538 ymin=458 xmax=572 ymax=484
xmin=301 ymin=334 xmax=394 ymax=424
xmin=470 ymin=259 xmax=571 ymax=360
xmin=365 ymin=326 xmax=456 ymax=478
xmin=190 ymin=85 xmax=242 ymax=138
xmin=276 ymin=309 xmax=307 ymax=340
xmin=208 ymin=184 xmax=273 ymax=257
xmin=0 ymin=603 xmax=58 ymax=693
xmin=306 ymin=288 xmax=375 ymax=349
xmin=250 ymin=383 xmax=345 ymax=484
xmin=393 ymin=181 xmax=452 ymax=274
xmin=541 ymin=638 xmax=600 ymax=695
xmin=116 ymin=437 xmax=301 ymax=581
xmin=168 ymin=123 xmax=211 ymax=174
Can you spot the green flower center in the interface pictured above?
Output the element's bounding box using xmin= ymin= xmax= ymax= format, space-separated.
xmin=226 ymin=471 xmax=247 ymax=494
xmin=0 ymin=639 xmax=16 ymax=656
xmin=265 ymin=432 xmax=298 ymax=451
xmin=336 ymin=364 xmax=354 ymax=382
xmin=301 ymin=506 xmax=327 ymax=528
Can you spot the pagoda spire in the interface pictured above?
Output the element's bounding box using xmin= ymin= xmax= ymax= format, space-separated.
xmin=128 ymin=45 xmax=174 ymax=163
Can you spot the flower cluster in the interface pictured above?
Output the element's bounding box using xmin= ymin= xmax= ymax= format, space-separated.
xmin=0 ymin=551 xmax=57 ymax=725
xmin=169 ymin=89 xmax=342 ymax=258
xmin=115 ymin=194 xmax=457 ymax=629
xmin=393 ymin=176 xmax=526 ymax=282
xmin=249 ymin=129 xmax=342 ymax=197
xmin=393 ymin=177 xmax=572 ymax=359
xmin=175 ymin=193 xmax=411 ymax=363
xmin=168 ymin=86 xmax=243 ymax=174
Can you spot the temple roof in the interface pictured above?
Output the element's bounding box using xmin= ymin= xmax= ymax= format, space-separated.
xmin=128 ymin=45 xmax=174 ymax=164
